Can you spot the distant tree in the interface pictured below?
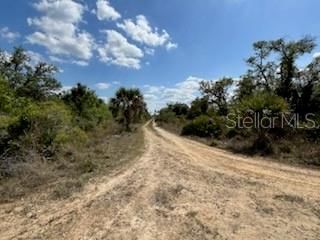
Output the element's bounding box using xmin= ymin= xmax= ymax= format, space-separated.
xmin=246 ymin=41 xmax=276 ymax=92
xmin=270 ymin=37 xmax=316 ymax=103
xmin=62 ymin=83 xmax=109 ymax=130
xmin=187 ymin=97 xmax=209 ymax=119
xmin=293 ymin=56 xmax=320 ymax=115
xmin=0 ymin=47 xmax=61 ymax=100
xmin=200 ymin=77 xmax=233 ymax=116
xmin=168 ymin=102 xmax=189 ymax=116
xmin=235 ymin=75 xmax=256 ymax=101
xmin=109 ymin=88 xmax=147 ymax=131
xmin=156 ymin=107 xmax=177 ymax=123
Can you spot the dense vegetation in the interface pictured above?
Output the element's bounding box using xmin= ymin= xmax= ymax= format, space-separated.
xmin=0 ymin=47 xmax=148 ymax=201
xmin=156 ymin=37 xmax=320 ymax=166
xmin=110 ymin=87 xmax=149 ymax=131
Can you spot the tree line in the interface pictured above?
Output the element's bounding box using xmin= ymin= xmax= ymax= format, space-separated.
xmin=156 ymin=37 xmax=320 ymax=166
xmin=0 ymin=47 xmax=148 ymax=179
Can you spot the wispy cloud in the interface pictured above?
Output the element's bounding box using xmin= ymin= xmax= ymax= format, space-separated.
xmin=0 ymin=27 xmax=20 ymax=42
xmin=95 ymin=82 xmax=111 ymax=90
xmin=49 ymin=55 xmax=89 ymax=66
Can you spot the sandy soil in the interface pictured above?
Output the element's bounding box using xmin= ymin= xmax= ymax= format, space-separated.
xmin=1 ymin=122 xmax=320 ymax=240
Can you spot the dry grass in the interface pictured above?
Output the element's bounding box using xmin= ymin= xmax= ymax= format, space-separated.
xmin=0 ymin=122 xmax=145 ymax=203
xmin=223 ymin=136 xmax=320 ymax=167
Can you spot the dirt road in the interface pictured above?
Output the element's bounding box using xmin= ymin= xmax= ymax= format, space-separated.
xmin=1 ymin=122 xmax=320 ymax=240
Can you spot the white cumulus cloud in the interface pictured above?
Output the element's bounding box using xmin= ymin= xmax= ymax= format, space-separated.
xmin=117 ymin=15 xmax=177 ymax=51
xmin=95 ymin=0 xmax=121 ymax=21
xmin=25 ymin=0 xmax=177 ymax=70
xmin=97 ymin=30 xmax=144 ymax=69
xmin=143 ymin=76 xmax=204 ymax=112
xmin=27 ymin=0 xmax=95 ymax=62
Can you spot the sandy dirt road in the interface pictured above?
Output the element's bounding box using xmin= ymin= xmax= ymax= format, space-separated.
xmin=1 ymin=122 xmax=320 ymax=240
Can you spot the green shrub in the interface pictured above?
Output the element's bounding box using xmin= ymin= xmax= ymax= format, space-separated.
xmin=156 ymin=109 xmax=178 ymax=123
xmin=54 ymin=127 xmax=88 ymax=146
xmin=62 ymin=83 xmax=111 ymax=130
xmin=181 ymin=115 xmax=222 ymax=138
xmin=238 ymin=92 xmax=288 ymax=115
xmin=229 ymin=92 xmax=288 ymax=137
xmin=187 ymin=97 xmax=209 ymax=119
xmin=225 ymin=128 xmax=239 ymax=139
xmin=251 ymin=134 xmax=274 ymax=155
xmin=0 ymin=78 xmax=14 ymax=113
xmin=304 ymin=114 xmax=320 ymax=141
xmin=4 ymin=100 xmax=76 ymax=156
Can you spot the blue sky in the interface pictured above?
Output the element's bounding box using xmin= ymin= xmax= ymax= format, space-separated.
xmin=1 ymin=0 xmax=320 ymax=111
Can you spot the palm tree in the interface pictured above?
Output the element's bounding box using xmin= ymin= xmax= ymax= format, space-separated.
xmin=110 ymin=88 xmax=146 ymax=131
